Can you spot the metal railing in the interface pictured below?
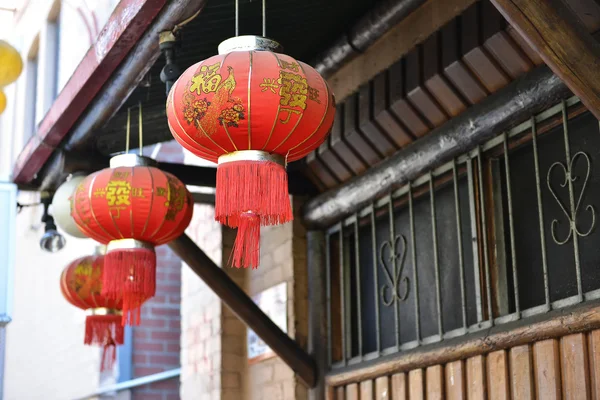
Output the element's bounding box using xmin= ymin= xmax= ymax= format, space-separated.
xmin=325 ymin=97 xmax=600 ymax=370
xmin=73 ymin=368 xmax=180 ymax=400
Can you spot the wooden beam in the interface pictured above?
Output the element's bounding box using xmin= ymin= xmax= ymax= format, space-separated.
xmin=169 ymin=234 xmax=317 ymax=388
xmin=12 ymin=0 xmax=168 ymax=185
xmin=326 ymin=301 xmax=600 ymax=387
xmin=489 ymin=0 xmax=600 ymax=120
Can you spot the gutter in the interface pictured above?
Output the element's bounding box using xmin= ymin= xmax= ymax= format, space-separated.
xmin=11 ymin=0 xmax=208 ymax=187
xmin=312 ymin=0 xmax=426 ymax=78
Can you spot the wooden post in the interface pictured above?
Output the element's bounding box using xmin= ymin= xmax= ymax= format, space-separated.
xmin=308 ymin=231 xmax=327 ymax=400
xmin=169 ymin=234 xmax=317 ymax=388
xmin=490 ymin=0 xmax=600 ymax=120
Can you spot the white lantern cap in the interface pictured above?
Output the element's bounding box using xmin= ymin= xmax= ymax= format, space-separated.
xmin=51 ymin=174 xmax=88 ymax=239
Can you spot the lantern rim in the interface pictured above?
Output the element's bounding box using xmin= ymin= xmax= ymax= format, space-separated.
xmin=107 ymin=238 xmax=154 ymax=252
xmin=218 ymin=150 xmax=285 ymax=167
xmin=86 ymin=307 xmax=123 ymax=316
xmin=110 ymin=154 xmax=157 ymax=168
xmin=218 ymin=35 xmax=283 ymax=54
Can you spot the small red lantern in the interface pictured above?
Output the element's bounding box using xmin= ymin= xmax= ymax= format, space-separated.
xmin=167 ymin=36 xmax=336 ymax=268
xmin=60 ymin=253 xmax=123 ymax=370
xmin=71 ymin=154 xmax=193 ymax=323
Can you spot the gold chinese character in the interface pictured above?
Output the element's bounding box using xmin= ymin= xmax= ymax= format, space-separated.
xmin=105 ymin=181 xmax=131 ymax=207
xmin=280 ymin=60 xmax=299 ymax=72
xmin=131 ymin=187 xmax=144 ymax=198
xmin=308 ymin=86 xmax=321 ymax=104
xmin=260 ymin=78 xmax=279 ymax=94
xmin=156 ymin=187 xmax=167 ymax=197
xmin=279 ymin=108 xmax=302 ymax=124
xmin=112 ymin=171 xmax=130 ymax=180
xmin=278 ymin=71 xmax=308 ymax=110
xmin=190 ymin=62 xmax=222 ymax=95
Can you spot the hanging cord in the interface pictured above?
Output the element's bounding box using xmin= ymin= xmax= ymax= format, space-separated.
xmin=235 ymin=0 xmax=239 ymax=36
xmin=125 ymin=108 xmax=131 ymax=154
xmin=138 ymin=101 xmax=143 ymax=156
xmin=262 ymin=0 xmax=266 ymax=37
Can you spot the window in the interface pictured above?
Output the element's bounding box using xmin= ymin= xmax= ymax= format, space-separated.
xmin=23 ymin=37 xmax=39 ymax=142
xmin=325 ymin=97 xmax=600 ymax=369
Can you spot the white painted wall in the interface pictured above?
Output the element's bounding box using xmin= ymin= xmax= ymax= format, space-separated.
xmin=0 ymin=1 xmax=121 ymax=398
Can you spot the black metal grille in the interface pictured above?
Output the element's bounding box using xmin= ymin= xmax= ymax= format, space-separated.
xmin=325 ymin=97 xmax=600 ymax=369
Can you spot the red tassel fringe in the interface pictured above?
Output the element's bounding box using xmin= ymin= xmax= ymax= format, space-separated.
xmin=216 ymin=160 xmax=293 ymax=269
xmin=231 ymin=213 xmax=261 ymax=269
xmin=103 ymin=248 xmax=156 ymax=325
xmin=85 ymin=314 xmax=124 ymax=371
xmin=215 ymin=160 xmax=293 ymax=227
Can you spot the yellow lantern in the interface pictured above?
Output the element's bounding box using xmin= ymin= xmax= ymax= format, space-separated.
xmin=0 ymin=40 xmax=23 ymax=87
xmin=0 ymin=90 xmax=5 ymax=115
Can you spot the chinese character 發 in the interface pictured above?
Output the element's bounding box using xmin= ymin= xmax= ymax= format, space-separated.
xmin=278 ymin=71 xmax=308 ymax=110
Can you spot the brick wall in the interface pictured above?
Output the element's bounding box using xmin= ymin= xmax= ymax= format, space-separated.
xmin=246 ymin=196 xmax=309 ymax=400
xmin=181 ymin=204 xmax=223 ymax=400
xmin=131 ymin=245 xmax=182 ymax=400
xmin=180 ymin=196 xmax=310 ymax=400
xmin=130 ymin=140 xmax=184 ymax=400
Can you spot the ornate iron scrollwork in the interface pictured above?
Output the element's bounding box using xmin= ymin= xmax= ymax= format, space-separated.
xmin=379 ymin=234 xmax=410 ymax=306
xmin=547 ymin=151 xmax=596 ymax=245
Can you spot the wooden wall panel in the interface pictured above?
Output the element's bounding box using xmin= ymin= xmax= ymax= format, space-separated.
xmin=445 ymin=360 xmax=465 ymax=400
xmin=360 ymin=379 xmax=374 ymax=400
xmin=466 ymin=355 xmax=487 ymax=399
xmin=533 ymin=339 xmax=562 ymax=400
xmin=408 ymin=369 xmax=425 ymax=400
xmin=486 ymin=350 xmax=509 ymax=400
xmin=426 ymin=365 xmax=444 ymax=400
xmin=345 ymin=383 xmax=358 ymax=400
xmin=391 ymin=373 xmax=407 ymax=400
xmin=375 ymin=376 xmax=390 ymax=399
xmin=509 ymin=345 xmax=535 ymax=400
xmin=561 ymin=333 xmax=591 ymax=399
xmin=328 ymin=329 xmax=600 ymax=398
xmin=588 ymin=330 xmax=600 ymax=400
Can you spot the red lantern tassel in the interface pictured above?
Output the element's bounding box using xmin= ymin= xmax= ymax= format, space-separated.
xmin=216 ymin=156 xmax=293 ymax=268
xmin=231 ymin=212 xmax=261 ymax=269
xmin=103 ymin=244 xmax=156 ymax=325
xmin=85 ymin=313 xmax=124 ymax=371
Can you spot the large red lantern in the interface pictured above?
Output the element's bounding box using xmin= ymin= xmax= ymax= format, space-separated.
xmin=60 ymin=253 xmax=123 ymax=370
xmin=71 ymin=154 xmax=193 ymax=323
xmin=167 ymin=36 xmax=336 ymax=268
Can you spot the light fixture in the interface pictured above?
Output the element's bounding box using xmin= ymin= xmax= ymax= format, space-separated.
xmin=40 ymin=197 xmax=66 ymax=253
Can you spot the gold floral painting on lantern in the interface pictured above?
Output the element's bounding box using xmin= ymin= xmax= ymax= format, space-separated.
xmin=184 ymin=63 xmax=245 ymax=136
xmin=72 ymin=259 xmax=102 ymax=297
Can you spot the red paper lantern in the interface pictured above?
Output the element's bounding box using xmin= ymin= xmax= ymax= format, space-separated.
xmin=167 ymin=36 xmax=336 ymax=268
xmin=71 ymin=154 xmax=193 ymax=323
xmin=60 ymin=253 xmax=123 ymax=370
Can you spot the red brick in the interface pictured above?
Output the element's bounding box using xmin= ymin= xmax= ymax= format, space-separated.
xmin=135 ymin=341 xmax=164 ymax=352
xmin=151 ymin=307 xmax=180 ymax=317
xmin=140 ymin=319 xmax=167 ymax=328
xmin=156 ymin=284 xmax=181 ymax=294
xmin=133 ymin=329 xmax=148 ymax=340
xmin=150 ymin=354 xmax=180 ymax=366
xmin=151 ymin=331 xmax=180 ymax=341
xmin=132 ymin=393 xmax=162 ymax=400
xmin=134 ymin=366 xmax=163 ymax=376
xmin=169 ymin=320 xmax=181 ymax=330
xmin=167 ymin=272 xmax=180 ymax=281
xmin=167 ymin=343 xmax=180 ymax=353
xmin=147 ymin=377 xmax=179 ymax=390
xmin=167 ymin=393 xmax=180 ymax=400
xmin=133 ymin=354 xmax=147 ymax=364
